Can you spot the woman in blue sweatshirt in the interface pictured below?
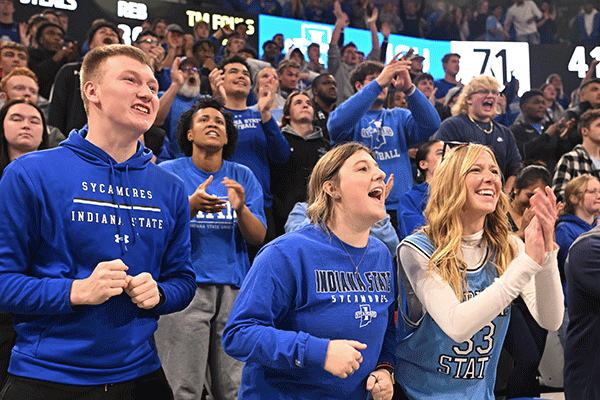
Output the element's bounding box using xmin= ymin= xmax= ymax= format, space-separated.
xmin=223 ymin=142 xmax=396 ymax=400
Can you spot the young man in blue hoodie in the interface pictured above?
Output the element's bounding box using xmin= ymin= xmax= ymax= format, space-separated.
xmin=0 ymin=45 xmax=196 ymax=399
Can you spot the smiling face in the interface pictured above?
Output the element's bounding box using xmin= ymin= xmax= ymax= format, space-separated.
xmin=187 ymin=107 xmax=228 ymax=154
xmin=222 ymin=62 xmax=251 ymax=98
xmin=3 ymin=102 xmax=44 ymax=160
xmin=416 ymin=78 xmax=434 ymax=98
xmin=466 ymin=86 xmax=499 ymax=122
xmin=513 ymin=179 xmax=546 ymax=213
xmin=462 ymin=150 xmax=502 ymax=225
xmin=88 ymin=55 xmax=159 ymax=135
xmin=580 ymin=178 xmax=600 ymax=216
xmin=332 ymin=149 xmax=387 ymax=227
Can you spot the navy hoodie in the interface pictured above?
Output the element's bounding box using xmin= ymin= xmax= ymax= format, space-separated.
xmin=0 ymin=128 xmax=196 ymax=384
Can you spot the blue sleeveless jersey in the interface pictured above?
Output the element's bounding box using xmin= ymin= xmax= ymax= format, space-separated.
xmin=397 ymin=232 xmax=510 ymax=399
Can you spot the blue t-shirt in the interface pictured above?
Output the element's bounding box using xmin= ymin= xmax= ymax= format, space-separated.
xmin=434 ymin=79 xmax=458 ymax=100
xmin=160 ymin=157 xmax=265 ymax=287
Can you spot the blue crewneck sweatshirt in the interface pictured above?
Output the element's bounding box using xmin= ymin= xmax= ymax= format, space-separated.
xmin=0 ymin=127 xmax=196 ymax=384
xmin=328 ymin=80 xmax=440 ymax=210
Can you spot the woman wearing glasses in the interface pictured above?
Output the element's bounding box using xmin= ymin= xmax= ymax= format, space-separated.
xmin=433 ymin=76 xmax=522 ymax=193
xmin=396 ymin=144 xmax=563 ymax=399
xmin=555 ymin=175 xmax=600 ymax=341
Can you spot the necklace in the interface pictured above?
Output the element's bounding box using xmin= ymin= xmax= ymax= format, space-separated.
xmin=468 ymin=115 xmax=493 ymax=134
xmin=337 ymin=236 xmax=369 ymax=273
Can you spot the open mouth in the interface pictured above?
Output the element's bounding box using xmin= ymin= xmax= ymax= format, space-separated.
xmin=206 ymin=130 xmax=219 ymax=137
xmin=368 ymin=187 xmax=383 ymax=201
xmin=103 ymin=38 xmax=116 ymax=44
xmin=187 ymin=77 xmax=196 ymax=85
xmin=476 ymin=189 xmax=495 ymax=197
xmin=482 ymin=99 xmax=495 ymax=109
xmin=132 ymin=104 xmax=150 ymax=114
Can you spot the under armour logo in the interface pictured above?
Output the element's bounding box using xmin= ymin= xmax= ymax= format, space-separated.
xmin=115 ymin=234 xmax=130 ymax=244
xmin=355 ymin=304 xmax=377 ymax=327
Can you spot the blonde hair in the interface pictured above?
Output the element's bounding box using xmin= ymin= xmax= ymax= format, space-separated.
xmin=563 ymin=174 xmax=598 ymax=215
xmin=253 ymin=66 xmax=279 ymax=97
xmin=424 ymin=144 xmax=516 ymax=299
xmin=80 ymin=44 xmax=152 ymax=113
xmin=307 ymin=142 xmax=373 ymax=225
xmin=451 ymin=75 xmax=500 ymax=118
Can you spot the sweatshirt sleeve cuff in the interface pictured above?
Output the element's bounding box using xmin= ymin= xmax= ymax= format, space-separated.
xmin=304 ymin=335 xmax=330 ymax=368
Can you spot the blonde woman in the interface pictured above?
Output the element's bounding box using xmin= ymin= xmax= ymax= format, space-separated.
xmin=223 ymin=142 xmax=396 ymax=400
xmin=249 ymin=66 xmax=285 ymax=123
xmin=396 ymin=144 xmax=563 ymax=399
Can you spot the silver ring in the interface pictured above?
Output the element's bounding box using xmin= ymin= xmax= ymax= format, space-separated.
xmin=377 ymin=382 xmax=383 ymax=392
xmin=349 ymin=369 xmax=354 ymax=375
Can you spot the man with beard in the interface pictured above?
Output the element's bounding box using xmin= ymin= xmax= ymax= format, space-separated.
xmin=155 ymin=57 xmax=203 ymax=159
xmin=311 ymin=73 xmax=337 ymax=142
xmin=48 ymin=21 xmax=121 ymax=135
xmin=510 ymin=89 xmax=572 ymax=172
xmin=328 ymin=57 xmax=440 ymax=231
xmin=27 ymin=22 xmax=78 ymax=99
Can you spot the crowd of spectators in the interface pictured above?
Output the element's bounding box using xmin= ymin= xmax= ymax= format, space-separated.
xmin=208 ymin=0 xmax=600 ymax=46
xmin=2 ymin=0 xmax=600 ymax=398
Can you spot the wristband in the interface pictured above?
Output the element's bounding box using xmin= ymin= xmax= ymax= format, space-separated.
xmin=375 ymin=362 xmax=395 ymax=382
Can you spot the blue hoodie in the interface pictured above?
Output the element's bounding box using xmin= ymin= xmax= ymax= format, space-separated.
xmin=0 ymin=128 xmax=196 ymax=385
xmin=556 ymin=212 xmax=596 ymax=300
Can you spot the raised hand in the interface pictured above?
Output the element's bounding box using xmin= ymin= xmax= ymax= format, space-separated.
xmin=255 ymin=75 xmax=276 ymax=114
xmin=524 ymin=216 xmax=545 ymax=265
xmin=209 ymin=68 xmax=227 ymax=102
xmin=222 ymin=177 xmax=246 ymax=212
xmin=529 ymin=186 xmax=558 ymax=252
xmin=376 ymin=50 xmax=412 ymax=91
xmin=170 ymin=57 xmax=184 ymax=87
xmin=323 ymin=339 xmax=367 ymax=378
